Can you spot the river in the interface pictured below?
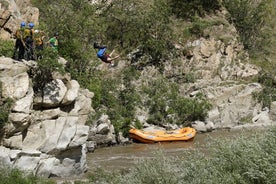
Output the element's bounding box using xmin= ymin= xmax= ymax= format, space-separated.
xmin=86 ymin=128 xmax=249 ymax=173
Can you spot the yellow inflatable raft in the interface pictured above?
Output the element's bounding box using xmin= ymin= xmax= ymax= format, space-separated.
xmin=129 ymin=127 xmax=196 ymax=143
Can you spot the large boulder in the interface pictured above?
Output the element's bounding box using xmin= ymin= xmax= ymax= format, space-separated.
xmin=0 ymin=57 xmax=94 ymax=178
xmin=87 ymin=114 xmax=117 ymax=146
xmin=204 ymin=83 xmax=263 ymax=128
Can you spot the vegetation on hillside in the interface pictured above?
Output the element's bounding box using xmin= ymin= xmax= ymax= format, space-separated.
xmin=30 ymin=47 xmax=64 ymax=108
xmin=253 ymin=72 xmax=276 ymax=108
xmin=0 ymin=167 xmax=54 ymax=184
xmin=0 ymin=97 xmax=13 ymax=129
xmin=0 ymin=0 xmax=274 ymax=133
xmin=0 ymin=0 xmax=275 ymax=183
xmin=222 ymin=0 xmax=276 ymax=74
xmin=0 ymin=39 xmax=13 ymax=57
xmin=0 ymin=81 xmax=13 ymax=137
xmin=28 ymin=0 xmax=219 ymax=134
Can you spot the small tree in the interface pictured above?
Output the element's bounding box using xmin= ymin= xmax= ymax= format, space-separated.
xmin=223 ymin=0 xmax=273 ymax=54
xmin=32 ymin=0 xmax=97 ymax=74
xmin=31 ymin=47 xmax=63 ymax=108
xmin=139 ymin=0 xmax=173 ymax=66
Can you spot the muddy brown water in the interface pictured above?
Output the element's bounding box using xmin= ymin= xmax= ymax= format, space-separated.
xmin=53 ymin=128 xmax=263 ymax=183
xmin=86 ymin=129 xmax=255 ymax=173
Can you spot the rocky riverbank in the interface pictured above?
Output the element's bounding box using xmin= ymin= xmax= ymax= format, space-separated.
xmin=1 ymin=0 xmax=276 ymax=179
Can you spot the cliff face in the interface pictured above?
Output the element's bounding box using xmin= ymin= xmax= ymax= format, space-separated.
xmin=0 ymin=57 xmax=94 ymax=177
xmin=0 ymin=0 xmax=39 ymax=39
xmin=1 ymin=0 xmax=276 ymax=178
xmin=0 ymin=1 xmax=119 ymax=177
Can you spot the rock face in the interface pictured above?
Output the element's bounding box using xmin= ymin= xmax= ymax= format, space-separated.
xmin=87 ymin=114 xmax=117 ymax=147
xmin=131 ymin=10 xmax=276 ymax=131
xmin=0 ymin=57 xmax=94 ymax=178
xmin=0 ymin=0 xmax=39 ymax=39
xmin=1 ymin=1 xmax=275 ymax=178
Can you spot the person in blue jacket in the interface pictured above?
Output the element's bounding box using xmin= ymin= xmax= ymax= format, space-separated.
xmin=93 ymin=42 xmax=120 ymax=66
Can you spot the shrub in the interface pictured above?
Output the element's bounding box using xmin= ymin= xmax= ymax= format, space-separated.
xmin=73 ymin=68 xmax=105 ymax=110
xmin=31 ymin=47 xmax=64 ymax=104
xmin=31 ymin=0 xmax=96 ymax=75
xmin=0 ymin=39 xmax=14 ymax=57
xmin=0 ymin=98 xmax=13 ymax=130
xmin=253 ymin=72 xmax=276 ymax=108
xmin=0 ymin=167 xmax=54 ymax=184
xmin=100 ymin=77 xmax=141 ymax=136
xmin=144 ymin=78 xmax=211 ymax=126
xmin=222 ymin=0 xmax=273 ymax=55
xmin=188 ymin=17 xmax=223 ymax=38
xmin=169 ymin=0 xmax=221 ymax=19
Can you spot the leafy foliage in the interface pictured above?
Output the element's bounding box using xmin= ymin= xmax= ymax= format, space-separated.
xmin=138 ymin=0 xmax=173 ymax=65
xmin=0 ymin=167 xmax=54 ymax=184
xmin=0 ymin=97 xmax=13 ymax=130
xmin=253 ymin=72 xmax=276 ymax=108
xmin=188 ymin=17 xmax=223 ymax=38
xmin=0 ymin=39 xmax=14 ymax=57
xmin=74 ymin=69 xmax=104 ymax=110
xmin=98 ymin=0 xmax=173 ymax=66
xmin=31 ymin=0 xmax=97 ymax=74
xmin=144 ymin=78 xmax=212 ymax=126
xmin=169 ymin=0 xmax=221 ymax=19
xmin=222 ymin=0 xmax=273 ymax=55
xmin=96 ymin=0 xmax=145 ymax=49
xmin=31 ymin=47 xmax=64 ymax=102
xmin=78 ymin=66 xmax=141 ymax=136
xmin=96 ymin=70 xmax=141 ymax=136
xmin=29 ymin=0 xmax=275 ymax=133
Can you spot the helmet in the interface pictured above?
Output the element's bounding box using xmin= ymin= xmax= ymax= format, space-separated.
xmin=28 ymin=23 xmax=34 ymax=28
xmin=20 ymin=22 xmax=26 ymax=27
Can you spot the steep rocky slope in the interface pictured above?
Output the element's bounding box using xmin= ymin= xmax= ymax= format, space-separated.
xmin=0 ymin=0 xmax=276 ymax=178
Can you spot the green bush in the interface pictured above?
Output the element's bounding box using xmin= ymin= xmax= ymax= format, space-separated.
xmin=139 ymin=0 xmax=173 ymax=65
xmin=253 ymin=72 xmax=276 ymax=108
xmin=0 ymin=39 xmax=14 ymax=57
xmin=31 ymin=47 xmax=63 ymax=98
xmin=0 ymin=96 xmax=13 ymax=130
xmin=99 ymin=77 xmax=141 ymax=136
xmin=169 ymin=0 xmax=221 ymax=19
xmin=31 ymin=0 xmax=96 ymax=75
xmin=99 ymin=0 xmax=174 ymax=66
xmin=188 ymin=18 xmax=223 ymax=38
xmin=222 ymin=0 xmax=273 ymax=55
xmin=80 ymin=66 xmax=141 ymax=136
xmin=0 ymin=167 xmax=54 ymax=184
xmin=70 ymin=64 xmax=106 ymax=111
xmin=144 ymin=78 xmax=211 ymax=126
